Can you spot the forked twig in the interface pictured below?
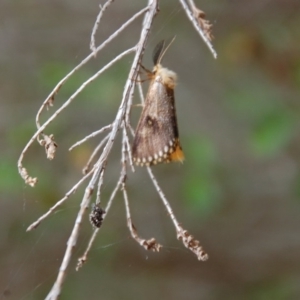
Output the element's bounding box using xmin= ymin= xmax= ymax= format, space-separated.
xmin=90 ymin=0 xmax=115 ymax=54
xmin=122 ymin=179 xmax=162 ymax=252
xmin=82 ymin=134 xmax=110 ymax=175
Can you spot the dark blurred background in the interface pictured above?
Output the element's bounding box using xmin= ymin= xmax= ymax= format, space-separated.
xmin=1 ymin=0 xmax=300 ymax=299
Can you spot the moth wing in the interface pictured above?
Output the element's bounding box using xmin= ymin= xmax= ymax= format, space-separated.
xmin=132 ymin=80 xmax=183 ymax=166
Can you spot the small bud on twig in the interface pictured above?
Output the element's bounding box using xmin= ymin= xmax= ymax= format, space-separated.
xmin=40 ymin=134 xmax=58 ymax=160
xmin=192 ymin=7 xmax=214 ymax=41
xmin=20 ymin=167 xmax=38 ymax=187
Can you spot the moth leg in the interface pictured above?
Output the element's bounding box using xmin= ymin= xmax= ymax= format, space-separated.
xmin=139 ymin=63 xmax=152 ymax=74
xmin=131 ymin=103 xmax=144 ymax=108
xmin=134 ymin=77 xmax=148 ymax=83
xmin=130 ymin=64 xmax=149 ymax=83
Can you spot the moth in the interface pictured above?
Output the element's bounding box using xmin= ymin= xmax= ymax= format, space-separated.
xmin=132 ymin=38 xmax=184 ymax=167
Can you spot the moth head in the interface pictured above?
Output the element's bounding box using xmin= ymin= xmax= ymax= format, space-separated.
xmin=151 ymin=37 xmax=177 ymax=89
xmin=152 ymin=63 xmax=162 ymax=74
xmin=153 ymin=65 xmax=177 ymax=89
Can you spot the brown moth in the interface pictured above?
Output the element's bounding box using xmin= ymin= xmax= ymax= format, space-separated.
xmin=132 ymin=38 xmax=184 ymax=167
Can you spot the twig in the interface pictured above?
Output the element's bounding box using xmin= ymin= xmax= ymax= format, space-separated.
xmin=122 ymin=126 xmax=135 ymax=173
xmin=137 ymin=75 xmax=145 ymax=105
xmin=90 ymin=0 xmax=115 ymax=54
xmin=124 ymin=76 xmax=136 ymax=131
xmin=82 ymin=134 xmax=110 ymax=175
xmin=179 ymin=0 xmax=217 ymax=58
xmin=122 ymin=179 xmax=161 ymax=252
xmin=95 ymin=164 xmax=106 ymax=205
xmin=187 ymin=0 xmax=214 ymax=41
xmin=147 ymin=166 xmax=208 ymax=261
xmin=69 ymin=124 xmax=112 ymax=151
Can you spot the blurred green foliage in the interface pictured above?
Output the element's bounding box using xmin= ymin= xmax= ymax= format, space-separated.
xmin=247 ymin=278 xmax=298 ymax=300
xmin=0 ymin=160 xmax=20 ymax=192
xmin=227 ymin=77 xmax=297 ymax=157
xmin=250 ymin=109 xmax=296 ymax=157
xmin=183 ymin=137 xmax=221 ymax=216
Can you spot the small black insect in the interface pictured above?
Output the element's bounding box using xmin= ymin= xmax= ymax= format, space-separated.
xmin=89 ymin=204 xmax=106 ymax=228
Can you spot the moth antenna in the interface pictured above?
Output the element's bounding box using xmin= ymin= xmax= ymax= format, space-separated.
xmin=152 ymin=36 xmax=176 ymax=65
xmin=152 ymin=40 xmax=165 ymax=65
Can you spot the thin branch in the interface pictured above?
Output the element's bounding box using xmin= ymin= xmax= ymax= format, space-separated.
xmin=69 ymin=124 xmax=112 ymax=151
xmin=147 ymin=166 xmax=208 ymax=261
xmin=123 ymin=126 xmax=135 ymax=172
xmin=82 ymin=134 xmax=110 ymax=175
xmin=90 ymin=0 xmax=115 ymax=54
xmin=179 ymin=0 xmax=217 ymax=58
xmin=187 ymin=0 xmax=214 ymax=41
xmin=124 ymin=76 xmax=136 ymax=130
xmin=146 ymin=167 xmax=180 ymax=231
xmin=127 ymin=121 xmax=135 ymax=138
xmin=95 ymin=164 xmax=106 ymax=205
xmin=137 ymin=75 xmax=145 ymax=105
xmin=122 ymin=179 xmax=161 ymax=252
